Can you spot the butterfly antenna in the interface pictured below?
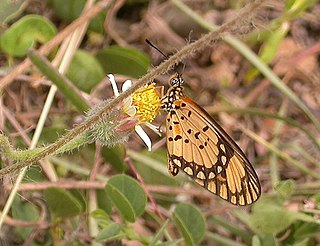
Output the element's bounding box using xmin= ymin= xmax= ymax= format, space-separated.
xmin=146 ymin=39 xmax=184 ymax=78
xmin=145 ymin=39 xmax=169 ymax=59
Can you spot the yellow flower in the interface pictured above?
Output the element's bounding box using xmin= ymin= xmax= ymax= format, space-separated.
xmin=131 ymin=83 xmax=161 ymax=123
xmin=107 ymin=74 xmax=161 ymax=151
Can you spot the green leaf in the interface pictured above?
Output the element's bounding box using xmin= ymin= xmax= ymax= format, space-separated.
xmin=47 ymin=0 xmax=84 ymax=22
xmin=96 ymin=189 xmax=113 ymax=214
xmin=274 ymin=179 xmax=296 ymax=200
xmin=28 ymin=49 xmax=89 ymax=112
xmin=128 ymin=149 xmax=180 ymax=204
xmin=173 ymin=203 xmax=206 ymax=246
xmin=66 ymin=50 xmax=105 ymax=93
xmin=150 ymin=219 xmax=170 ymax=245
xmin=101 ymin=145 xmax=126 ymax=172
xmin=285 ymin=0 xmax=319 ymax=17
xmin=0 ymin=0 xmax=26 ymax=24
xmin=292 ymin=222 xmax=320 ymax=242
xmin=260 ymin=234 xmax=277 ymax=246
xmin=38 ymin=116 xmax=68 ymax=144
xmin=96 ymin=223 xmax=122 ymax=242
xmin=251 ymin=235 xmax=261 ymax=246
xmin=312 ymin=193 xmax=320 ymax=209
xmin=91 ymin=209 xmax=111 ymax=228
xmin=44 ymin=188 xmax=83 ymax=218
xmin=245 ymin=22 xmax=289 ymax=81
xmin=12 ymin=197 xmax=40 ymax=241
xmin=0 ymin=15 xmax=56 ymax=57
xmin=250 ymin=200 xmax=293 ymax=234
xmin=96 ymin=46 xmax=150 ymax=78
xmin=105 ymin=174 xmax=147 ymax=222
xmin=209 ymin=216 xmax=252 ymax=244
xmin=131 ymin=149 xmax=179 ymax=186
xmin=250 ymin=198 xmax=318 ymax=234
xmin=47 ymin=0 xmax=105 ymax=33
xmin=292 ymin=238 xmax=310 ymax=246
xmin=153 ymin=239 xmax=184 ymax=246
xmin=24 ymin=165 xmax=46 ymax=182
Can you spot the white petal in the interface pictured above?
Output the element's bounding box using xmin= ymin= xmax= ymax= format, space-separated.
xmin=107 ymin=74 xmax=119 ymax=97
xmin=135 ymin=125 xmax=152 ymax=151
xmin=122 ymin=97 xmax=136 ymax=116
xmin=125 ymin=106 xmax=136 ymax=116
xmin=122 ymin=79 xmax=132 ymax=92
xmin=145 ymin=122 xmax=162 ymax=136
xmin=123 ymin=97 xmax=132 ymax=109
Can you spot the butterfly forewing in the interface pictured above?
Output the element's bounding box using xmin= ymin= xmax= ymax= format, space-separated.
xmin=164 ymin=80 xmax=261 ymax=206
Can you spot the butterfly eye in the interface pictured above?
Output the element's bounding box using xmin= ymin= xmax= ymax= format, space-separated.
xmin=169 ymin=73 xmax=184 ymax=87
xmin=170 ymin=78 xmax=179 ymax=86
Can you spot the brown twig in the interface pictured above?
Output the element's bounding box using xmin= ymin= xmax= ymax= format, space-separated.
xmin=5 ymin=181 xmax=216 ymax=199
xmin=5 ymin=180 xmax=105 ymax=191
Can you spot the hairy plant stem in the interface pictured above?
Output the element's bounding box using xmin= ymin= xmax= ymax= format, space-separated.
xmin=0 ymin=0 xmax=268 ymax=177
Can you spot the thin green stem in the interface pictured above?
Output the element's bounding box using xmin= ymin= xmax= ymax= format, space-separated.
xmin=205 ymin=232 xmax=247 ymax=246
xmin=28 ymin=48 xmax=89 ymax=112
xmin=270 ymin=100 xmax=288 ymax=187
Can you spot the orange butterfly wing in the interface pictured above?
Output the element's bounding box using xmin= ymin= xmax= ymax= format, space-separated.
xmin=166 ymin=96 xmax=261 ymax=206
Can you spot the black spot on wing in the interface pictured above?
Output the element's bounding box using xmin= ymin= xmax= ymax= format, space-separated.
xmin=174 ymin=135 xmax=182 ymax=141
xmin=203 ymin=125 xmax=209 ymax=132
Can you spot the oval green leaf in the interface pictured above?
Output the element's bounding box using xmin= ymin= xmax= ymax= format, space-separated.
xmin=91 ymin=209 xmax=110 ymax=228
xmin=0 ymin=14 xmax=56 ymax=57
xmin=44 ymin=188 xmax=83 ymax=218
xmin=0 ymin=0 xmax=26 ymax=24
xmin=173 ymin=203 xmax=206 ymax=246
xmin=66 ymin=50 xmax=105 ymax=93
xmin=150 ymin=219 xmax=170 ymax=245
xmin=101 ymin=145 xmax=126 ymax=173
xmin=274 ymin=179 xmax=295 ymax=200
xmin=245 ymin=23 xmax=289 ymax=81
xmin=250 ymin=199 xmax=294 ymax=234
xmin=12 ymin=197 xmax=40 ymax=240
xmin=96 ymin=189 xmax=113 ymax=215
xmin=96 ymin=46 xmax=150 ymax=78
xmin=48 ymin=0 xmax=104 ymax=33
xmin=105 ymin=174 xmax=147 ymax=222
xmin=48 ymin=0 xmax=85 ymax=22
xmin=96 ymin=223 xmax=122 ymax=242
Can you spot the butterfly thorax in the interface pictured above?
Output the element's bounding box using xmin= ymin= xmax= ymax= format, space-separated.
xmin=161 ymin=73 xmax=184 ymax=112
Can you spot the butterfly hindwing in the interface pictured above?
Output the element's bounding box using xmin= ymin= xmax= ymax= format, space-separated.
xmin=166 ymin=96 xmax=261 ymax=205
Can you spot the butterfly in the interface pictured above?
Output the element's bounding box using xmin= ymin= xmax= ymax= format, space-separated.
xmin=161 ymin=73 xmax=261 ymax=206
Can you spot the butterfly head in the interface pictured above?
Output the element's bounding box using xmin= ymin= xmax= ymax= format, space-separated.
xmin=169 ymin=72 xmax=184 ymax=87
